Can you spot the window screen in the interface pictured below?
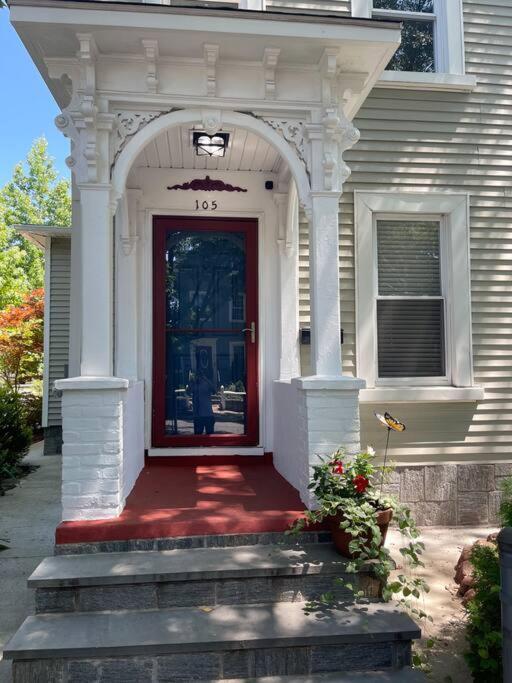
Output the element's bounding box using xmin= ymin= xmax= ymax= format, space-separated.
xmin=376 ymin=220 xmax=445 ymax=378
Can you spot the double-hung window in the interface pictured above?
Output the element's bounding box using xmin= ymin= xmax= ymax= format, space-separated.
xmin=351 ymin=0 xmax=474 ymax=89
xmin=355 ymin=191 xmax=483 ymax=402
xmin=376 ymin=217 xmax=446 ymax=382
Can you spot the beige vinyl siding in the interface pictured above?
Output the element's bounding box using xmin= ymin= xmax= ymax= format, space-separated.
xmin=47 ymin=238 xmax=71 ymax=426
xmin=299 ymin=0 xmax=512 ymax=465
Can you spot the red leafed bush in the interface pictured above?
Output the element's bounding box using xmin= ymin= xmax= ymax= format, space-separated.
xmin=0 ymin=288 xmax=44 ymax=392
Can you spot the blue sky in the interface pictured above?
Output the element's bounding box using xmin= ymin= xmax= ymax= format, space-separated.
xmin=0 ymin=9 xmax=70 ymax=187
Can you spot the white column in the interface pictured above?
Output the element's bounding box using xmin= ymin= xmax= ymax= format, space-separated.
xmin=115 ymin=189 xmax=141 ymax=381
xmin=79 ymin=184 xmax=114 ymax=377
xmin=274 ymin=186 xmax=300 ymax=380
xmin=68 ymin=178 xmax=82 ymax=377
xmin=309 ymin=192 xmax=343 ymax=377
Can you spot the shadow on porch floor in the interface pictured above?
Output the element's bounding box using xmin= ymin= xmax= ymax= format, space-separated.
xmin=55 ymin=456 xmax=313 ymax=545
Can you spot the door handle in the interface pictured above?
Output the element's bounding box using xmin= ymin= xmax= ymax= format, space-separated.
xmin=242 ymin=321 xmax=256 ymax=344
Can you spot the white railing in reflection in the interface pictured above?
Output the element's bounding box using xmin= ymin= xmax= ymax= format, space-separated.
xmin=92 ymin=0 xmax=267 ymax=9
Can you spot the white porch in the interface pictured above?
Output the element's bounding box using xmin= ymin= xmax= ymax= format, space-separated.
xmin=10 ymin=0 xmax=400 ymax=523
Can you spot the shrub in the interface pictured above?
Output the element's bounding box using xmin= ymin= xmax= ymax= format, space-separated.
xmin=0 ymin=387 xmax=32 ymax=479
xmin=19 ymin=392 xmax=43 ymax=435
xmin=465 ymin=543 xmax=502 ymax=682
xmin=499 ymin=475 xmax=512 ymax=527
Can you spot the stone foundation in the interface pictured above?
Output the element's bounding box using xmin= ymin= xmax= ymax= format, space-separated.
xmin=12 ymin=641 xmax=412 ymax=683
xmin=385 ymin=463 xmax=511 ymax=526
xmin=43 ymin=426 xmax=62 ymax=455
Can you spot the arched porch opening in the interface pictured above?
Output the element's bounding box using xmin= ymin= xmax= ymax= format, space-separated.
xmin=111 ymin=108 xmax=304 ymax=465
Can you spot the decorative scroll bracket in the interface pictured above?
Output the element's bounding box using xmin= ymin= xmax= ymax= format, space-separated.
xmin=167 ymin=175 xmax=248 ymax=193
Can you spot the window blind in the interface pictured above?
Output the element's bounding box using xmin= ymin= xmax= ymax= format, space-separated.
xmin=376 ymin=220 xmax=445 ymax=379
xmin=377 ymin=220 xmax=441 ymax=296
xmin=377 ymin=299 xmax=445 ymax=377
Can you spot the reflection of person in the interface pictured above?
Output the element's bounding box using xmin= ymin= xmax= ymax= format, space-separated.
xmin=188 ymin=371 xmax=215 ymax=435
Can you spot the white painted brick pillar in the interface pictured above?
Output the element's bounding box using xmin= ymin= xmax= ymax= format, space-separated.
xmin=292 ymin=376 xmax=366 ymax=507
xmin=55 ymin=377 xmax=129 ymax=521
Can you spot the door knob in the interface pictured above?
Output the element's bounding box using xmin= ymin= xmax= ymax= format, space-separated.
xmin=242 ymin=321 xmax=256 ymax=344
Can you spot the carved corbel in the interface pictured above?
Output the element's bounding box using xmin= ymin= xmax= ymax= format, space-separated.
xmin=263 ymin=48 xmax=280 ymax=99
xmin=319 ymin=48 xmax=339 ymax=107
xmin=321 ymin=107 xmax=360 ymax=190
xmin=76 ymin=33 xmax=100 ymax=183
xmin=142 ymin=39 xmax=159 ymax=93
xmin=203 ymin=44 xmax=219 ymax=97
xmin=273 ymin=193 xmax=288 ymax=252
xmin=118 ymin=189 xmax=142 ymax=256
xmin=120 ymin=236 xmax=140 ymax=256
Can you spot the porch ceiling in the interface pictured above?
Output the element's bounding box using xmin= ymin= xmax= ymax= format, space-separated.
xmin=134 ymin=125 xmax=283 ymax=173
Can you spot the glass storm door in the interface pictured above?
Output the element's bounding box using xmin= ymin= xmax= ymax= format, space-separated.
xmin=152 ymin=216 xmax=259 ymax=447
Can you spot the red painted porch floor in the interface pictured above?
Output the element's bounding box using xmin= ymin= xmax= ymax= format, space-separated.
xmin=56 ymin=456 xmax=314 ymax=545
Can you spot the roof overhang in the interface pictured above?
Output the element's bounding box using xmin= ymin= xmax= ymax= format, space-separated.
xmin=9 ymin=0 xmax=400 ymax=119
xmin=15 ymin=225 xmax=71 ymax=251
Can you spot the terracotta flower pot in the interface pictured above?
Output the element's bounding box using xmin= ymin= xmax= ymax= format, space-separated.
xmin=329 ymin=507 xmax=393 ymax=559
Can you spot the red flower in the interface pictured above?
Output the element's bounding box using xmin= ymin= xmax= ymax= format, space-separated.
xmin=353 ymin=475 xmax=369 ymax=493
xmin=333 ymin=461 xmax=344 ymax=475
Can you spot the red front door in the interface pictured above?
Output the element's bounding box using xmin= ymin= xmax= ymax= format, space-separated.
xmin=152 ymin=216 xmax=259 ymax=447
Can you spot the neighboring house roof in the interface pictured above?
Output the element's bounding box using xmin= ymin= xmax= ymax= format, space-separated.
xmin=14 ymin=224 xmax=71 ymax=251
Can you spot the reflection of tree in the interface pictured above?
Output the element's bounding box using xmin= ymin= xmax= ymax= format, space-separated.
xmin=165 ymin=232 xmax=245 ymax=328
xmin=389 ymin=21 xmax=434 ymax=73
xmin=374 ymin=0 xmax=433 ymax=11
xmin=374 ymin=1 xmax=435 ymax=74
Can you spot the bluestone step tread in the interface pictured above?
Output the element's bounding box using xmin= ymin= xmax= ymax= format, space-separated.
xmin=4 ymin=600 xmax=420 ymax=660
xmin=30 ymin=543 xmax=360 ymax=588
xmin=220 ymin=671 xmax=427 ymax=682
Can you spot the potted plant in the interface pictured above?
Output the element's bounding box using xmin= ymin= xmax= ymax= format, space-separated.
xmin=290 ymin=447 xmax=395 ymax=559
xmin=290 ymin=446 xmax=429 ymax=614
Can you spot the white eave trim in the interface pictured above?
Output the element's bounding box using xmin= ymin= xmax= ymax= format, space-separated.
xmin=9 ymin=2 xmax=401 ymax=41
xmin=360 ymin=386 xmax=485 ymax=403
xmin=14 ymin=224 xmax=71 ymax=251
xmin=376 ymin=71 xmax=477 ymax=93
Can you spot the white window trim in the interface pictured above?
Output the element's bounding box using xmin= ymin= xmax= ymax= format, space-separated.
xmin=355 ymin=190 xmax=483 ymax=403
xmin=352 ymin=0 xmax=476 ymax=92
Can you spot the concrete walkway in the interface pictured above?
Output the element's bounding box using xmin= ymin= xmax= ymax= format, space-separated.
xmin=0 ymin=443 xmax=61 ymax=683
xmin=0 ymin=448 xmax=497 ymax=682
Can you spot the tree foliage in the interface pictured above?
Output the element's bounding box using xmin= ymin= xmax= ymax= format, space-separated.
xmin=0 ymin=288 xmax=44 ymax=392
xmin=0 ymin=138 xmax=71 ymax=309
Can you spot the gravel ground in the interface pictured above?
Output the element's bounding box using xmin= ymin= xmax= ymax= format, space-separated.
xmin=0 ymin=447 xmax=497 ymax=682
xmin=387 ymin=526 xmax=497 ymax=682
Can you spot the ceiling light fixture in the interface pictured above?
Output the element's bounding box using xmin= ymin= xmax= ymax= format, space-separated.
xmin=192 ymin=131 xmax=229 ymax=158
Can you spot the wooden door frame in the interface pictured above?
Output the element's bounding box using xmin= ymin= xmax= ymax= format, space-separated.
xmin=152 ymin=215 xmax=259 ymax=447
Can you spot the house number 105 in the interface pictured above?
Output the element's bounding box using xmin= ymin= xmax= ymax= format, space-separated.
xmin=195 ymin=200 xmax=218 ymax=211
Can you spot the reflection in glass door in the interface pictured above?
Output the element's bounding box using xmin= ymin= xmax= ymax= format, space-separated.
xmin=152 ymin=217 xmax=259 ymax=447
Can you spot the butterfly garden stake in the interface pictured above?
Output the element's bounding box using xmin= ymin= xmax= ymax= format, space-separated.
xmin=374 ymin=411 xmax=406 ymax=496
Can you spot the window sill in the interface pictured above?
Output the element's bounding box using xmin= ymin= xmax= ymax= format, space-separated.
xmin=359 ymin=386 xmax=485 ymax=404
xmin=376 ymin=71 xmax=477 ymax=93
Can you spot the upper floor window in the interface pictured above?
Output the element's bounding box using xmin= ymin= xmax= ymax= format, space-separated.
xmin=372 ymin=1 xmax=435 ymax=73
xmin=352 ymin=0 xmax=471 ymax=84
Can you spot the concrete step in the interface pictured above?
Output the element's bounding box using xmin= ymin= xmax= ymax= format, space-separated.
xmin=4 ymin=601 xmax=421 ymax=682
xmin=31 ymin=543 xmax=381 ymax=613
xmin=220 ymin=672 xmax=427 ymax=682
